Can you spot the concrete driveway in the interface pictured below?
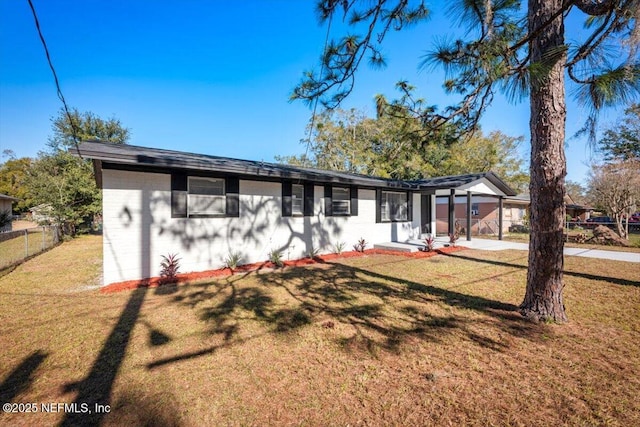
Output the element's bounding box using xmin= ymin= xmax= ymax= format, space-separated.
xmin=456 ymin=238 xmax=640 ymax=263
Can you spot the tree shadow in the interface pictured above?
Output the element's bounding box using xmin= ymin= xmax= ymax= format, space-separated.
xmin=0 ymin=350 xmax=48 ymax=404
xmin=441 ymin=252 xmax=640 ymax=287
xmin=257 ymin=262 xmax=533 ymax=353
xmin=60 ymin=286 xmax=148 ymax=426
xmin=109 ymin=389 xmax=182 ymax=427
xmin=147 ymin=256 xmax=547 ymax=368
xmin=150 ymin=191 xmax=341 ymax=273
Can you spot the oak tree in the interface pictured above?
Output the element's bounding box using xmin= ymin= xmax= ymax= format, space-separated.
xmin=25 ymin=109 xmax=130 ymax=235
xmin=588 ymin=159 xmax=640 ymax=238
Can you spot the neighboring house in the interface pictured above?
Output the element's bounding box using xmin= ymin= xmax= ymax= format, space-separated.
xmin=435 ymin=193 xmax=593 ymax=235
xmin=29 ymin=203 xmax=55 ymax=224
xmin=564 ymin=194 xmax=593 ymax=222
xmin=77 ymin=141 xmax=516 ymax=286
xmin=0 ymin=193 xmax=18 ymax=232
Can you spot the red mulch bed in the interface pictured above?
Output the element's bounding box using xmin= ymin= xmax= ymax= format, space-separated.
xmin=99 ymin=245 xmax=467 ymax=294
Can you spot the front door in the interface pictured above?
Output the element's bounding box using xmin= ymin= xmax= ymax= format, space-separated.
xmin=420 ymin=194 xmax=431 ymax=235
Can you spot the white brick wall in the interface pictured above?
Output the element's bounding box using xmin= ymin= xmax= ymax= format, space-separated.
xmin=102 ymin=169 xmax=420 ymax=285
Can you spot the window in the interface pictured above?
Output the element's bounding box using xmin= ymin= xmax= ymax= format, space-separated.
xmin=188 ymin=177 xmax=225 ymax=215
xmin=332 ymin=187 xmax=350 ymax=215
xmin=471 ymin=203 xmax=479 ymax=216
xmin=504 ymin=205 xmax=512 ymax=218
xmin=292 ymin=184 xmax=304 ymax=215
xmin=381 ymin=191 xmax=408 ymax=222
xmin=324 ymin=185 xmax=357 ymax=217
xmin=172 ymin=174 xmax=238 ymax=218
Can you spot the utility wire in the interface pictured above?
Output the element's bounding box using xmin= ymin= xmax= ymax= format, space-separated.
xmin=27 ymin=0 xmax=82 ymax=156
xmin=303 ymin=11 xmax=334 ymax=167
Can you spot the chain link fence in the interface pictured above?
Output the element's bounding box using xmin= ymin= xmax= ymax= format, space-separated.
xmin=0 ymin=226 xmax=61 ymax=270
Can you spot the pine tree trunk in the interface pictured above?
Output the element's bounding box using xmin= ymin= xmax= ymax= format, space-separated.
xmin=520 ymin=0 xmax=568 ymax=323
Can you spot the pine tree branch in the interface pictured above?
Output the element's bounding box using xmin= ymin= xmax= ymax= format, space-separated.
xmin=572 ymin=0 xmax=620 ymax=16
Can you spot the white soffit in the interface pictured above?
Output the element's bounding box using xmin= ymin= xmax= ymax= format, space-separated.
xmin=433 ymin=178 xmax=504 ymax=196
xmin=456 ymin=179 xmax=504 ymax=196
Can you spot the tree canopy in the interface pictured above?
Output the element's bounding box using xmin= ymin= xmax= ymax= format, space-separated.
xmin=0 ymin=155 xmax=33 ymax=214
xmin=588 ymin=159 xmax=640 ymax=238
xmin=587 ymin=103 xmax=640 ymax=239
xmin=24 ymin=109 xmax=130 ymax=235
xmin=598 ymin=103 xmax=640 ymax=161
xmin=48 ymin=108 xmax=130 ymax=151
xmin=278 ymin=107 xmax=528 ymax=191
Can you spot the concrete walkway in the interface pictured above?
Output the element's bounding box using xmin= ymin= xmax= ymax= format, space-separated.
xmin=395 ymin=237 xmax=640 ymax=263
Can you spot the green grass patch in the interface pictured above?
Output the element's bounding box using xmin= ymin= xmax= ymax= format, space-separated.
xmin=1 ymin=236 xmax=638 ymax=426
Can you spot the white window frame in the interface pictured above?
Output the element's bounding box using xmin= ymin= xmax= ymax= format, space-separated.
xmin=188 ymin=177 xmax=226 ymax=216
xmin=332 ymin=187 xmax=350 ymax=216
xmin=381 ymin=191 xmax=408 ymax=222
xmin=292 ymin=184 xmax=304 ymax=215
xmin=471 ymin=203 xmax=479 ymax=216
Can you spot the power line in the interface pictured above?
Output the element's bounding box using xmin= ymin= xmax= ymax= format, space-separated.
xmin=26 ymin=0 xmax=82 ymax=155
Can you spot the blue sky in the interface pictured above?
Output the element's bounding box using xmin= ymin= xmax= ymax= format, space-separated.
xmin=0 ymin=0 xmax=622 ymax=183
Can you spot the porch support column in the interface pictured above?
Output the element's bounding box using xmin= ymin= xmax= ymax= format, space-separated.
xmin=498 ymin=196 xmax=504 ymax=241
xmin=448 ymin=189 xmax=455 ymax=236
xmin=466 ymin=191 xmax=472 ymax=241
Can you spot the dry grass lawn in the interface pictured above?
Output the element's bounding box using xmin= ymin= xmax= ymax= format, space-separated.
xmin=0 ymin=226 xmax=59 ymax=269
xmin=1 ymin=235 xmax=639 ymax=426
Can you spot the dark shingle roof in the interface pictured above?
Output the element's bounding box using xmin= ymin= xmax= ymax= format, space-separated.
xmin=0 ymin=193 xmax=18 ymax=201
xmin=75 ymin=141 xmax=516 ymax=196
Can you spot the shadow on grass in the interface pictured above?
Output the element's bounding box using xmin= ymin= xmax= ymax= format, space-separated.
xmin=110 ymin=389 xmax=182 ymax=427
xmin=60 ymin=286 xmax=148 ymax=427
xmin=0 ymin=350 xmax=48 ymax=404
xmin=147 ymin=257 xmax=548 ymax=369
xmin=442 ymin=252 xmax=640 ymax=287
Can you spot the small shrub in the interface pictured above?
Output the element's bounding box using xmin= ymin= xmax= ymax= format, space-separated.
xmin=448 ymin=232 xmax=459 ymax=246
xmin=448 ymin=221 xmax=463 ymax=246
xmin=225 ymin=251 xmax=242 ymax=270
xmin=307 ymin=245 xmax=320 ymax=259
xmin=0 ymin=210 xmax=12 ymax=229
xmin=354 ymin=238 xmax=367 ymax=252
xmin=160 ymin=253 xmax=181 ymax=283
xmin=268 ymin=249 xmax=284 ymax=268
xmin=423 ymin=234 xmax=435 ymax=252
xmin=333 ymin=241 xmax=346 ymax=255
xmin=509 ymin=224 xmax=530 ymax=233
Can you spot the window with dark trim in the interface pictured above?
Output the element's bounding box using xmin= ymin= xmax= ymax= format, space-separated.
xmin=332 ymin=187 xmax=350 ymax=215
xmin=379 ymin=190 xmax=410 ymax=222
xmin=324 ymin=185 xmax=358 ymax=217
xmin=292 ymin=184 xmax=304 ymax=215
xmin=471 ymin=203 xmax=479 ymax=216
xmin=188 ymin=177 xmax=225 ymax=215
xmin=171 ymin=173 xmax=239 ymax=218
xmin=283 ymin=181 xmax=314 ymax=217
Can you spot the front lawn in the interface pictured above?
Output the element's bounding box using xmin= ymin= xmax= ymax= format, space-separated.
xmin=1 ymin=235 xmax=638 ymax=426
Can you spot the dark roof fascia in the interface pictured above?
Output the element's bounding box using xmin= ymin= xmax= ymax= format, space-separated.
xmin=76 ymin=141 xmax=518 ymax=196
xmin=0 ymin=193 xmax=19 ymax=201
xmin=566 ymin=203 xmax=594 ymax=210
xmin=410 ymin=172 xmax=517 ymax=196
xmin=99 ymin=161 xmax=388 ymax=191
xmin=77 ymin=141 xmax=413 ymax=190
